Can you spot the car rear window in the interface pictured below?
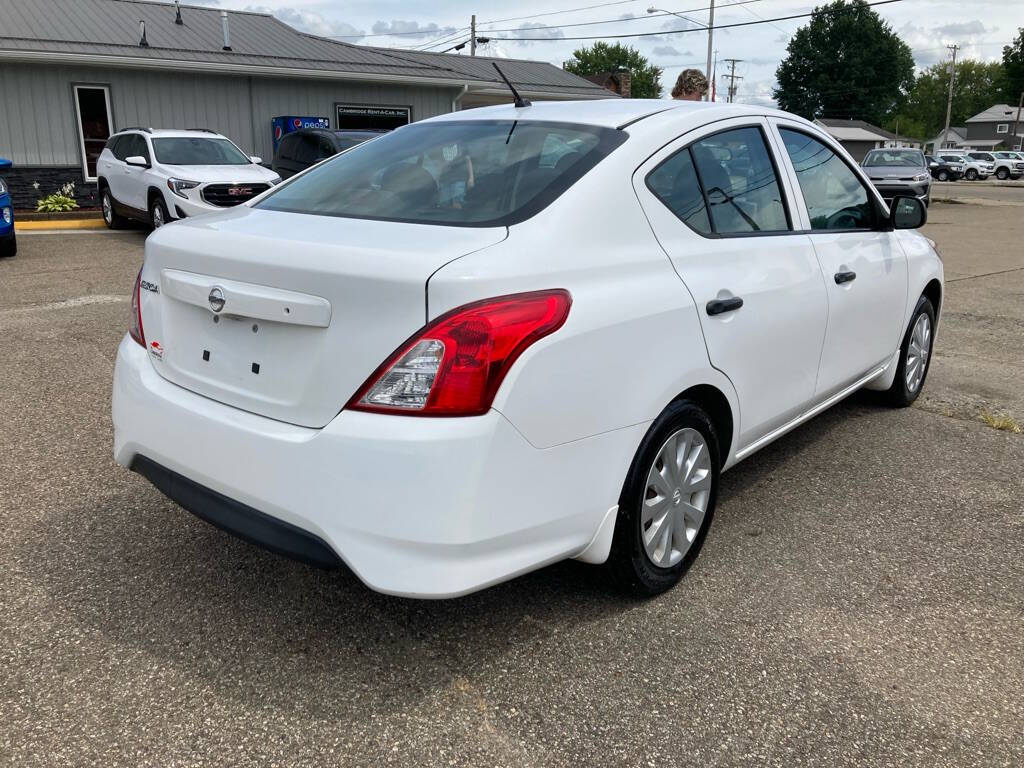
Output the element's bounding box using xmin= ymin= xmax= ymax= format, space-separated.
xmin=256 ymin=120 xmax=627 ymax=227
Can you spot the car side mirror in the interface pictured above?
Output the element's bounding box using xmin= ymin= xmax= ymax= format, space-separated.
xmin=0 ymin=157 xmax=11 ymax=170
xmin=890 ymin=196 xmax=927 ymax=229
xmin=125 ymin=155 xmax=149 ymax=168
xmin=250 ymin=156 xmax=263 ymax=164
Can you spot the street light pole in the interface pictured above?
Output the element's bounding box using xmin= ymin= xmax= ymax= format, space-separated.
xmin=705 ymin=0 xmax=715 ymax=102
xmin=647 ymin=4 xmax=715 ymax=100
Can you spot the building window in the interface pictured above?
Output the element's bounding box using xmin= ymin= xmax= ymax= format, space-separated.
xmin=72 ymin=85 xmax=113 ymax=181
xmin=996 ymin=124 xmax=1009 ymax=134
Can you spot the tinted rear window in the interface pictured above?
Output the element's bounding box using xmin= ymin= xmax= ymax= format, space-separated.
xmin=256 ymin=120 xmax=627 ymax=227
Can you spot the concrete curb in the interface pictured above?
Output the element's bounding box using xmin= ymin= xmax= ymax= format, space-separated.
xmin=15 ymin=219 xmax=108 ymax=231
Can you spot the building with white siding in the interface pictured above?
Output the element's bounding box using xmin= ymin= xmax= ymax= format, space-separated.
xmin=0 ymin=0 xmax=611 ymax=208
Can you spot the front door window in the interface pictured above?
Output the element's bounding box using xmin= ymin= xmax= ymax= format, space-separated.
xmin=73 ymin=85 xmax=112 ymax=181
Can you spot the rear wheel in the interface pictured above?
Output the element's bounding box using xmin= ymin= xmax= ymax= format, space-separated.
xmin=0 ymin=232 xmax=15 ymax=258
xmin=101 ymin=187 xmax=127 ymax=230
xmin=886 ymin=296 xmax=935 ymax=407
xmin=965 ymin=168 xmax=978 ymax=181
xmin=607 ymin=400 xmax=720 ymax=597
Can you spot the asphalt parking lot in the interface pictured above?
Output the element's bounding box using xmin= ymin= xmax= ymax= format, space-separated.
xmin=1 ymin=198 xmax=1022 ymax=767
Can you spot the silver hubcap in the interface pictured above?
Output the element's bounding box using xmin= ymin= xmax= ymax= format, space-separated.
xmin=906 ymin=313 xmax=932 ymax=393
xmin=641 ymin=427 xmax=712 ymax=568
xmin=102 ymin=194 xmax=112 ymax=223
xmin=152 ymin=204 xmax=164 ymax=228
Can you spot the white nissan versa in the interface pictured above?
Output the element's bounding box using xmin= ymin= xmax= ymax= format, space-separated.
xmin=112 ymin=100 xmax=943 ymax=598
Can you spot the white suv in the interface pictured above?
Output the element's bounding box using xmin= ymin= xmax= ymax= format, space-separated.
xmin=97 ymin=128 xmax=281 ymax=229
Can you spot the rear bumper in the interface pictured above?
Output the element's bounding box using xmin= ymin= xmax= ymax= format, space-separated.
xmin=112 ymin=336 xmax=638 ymax=597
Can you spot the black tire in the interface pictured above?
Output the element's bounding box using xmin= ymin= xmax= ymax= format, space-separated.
xmin=965 ymin=168 xmax=978 ymax=181
xmin=0 ymin=232 xmax=15 ymax=258
xmin=101 ymin=187 xmax=128 ymax=230
xmin=607 ymin=400 xmax=721 ymax=597
xmin=996 ymin=167 xmax=1009 ymax=180
xmin=149 ymin=195 xmax=169 ymax=230
xmin=937 ymin=170 xmax=949 ymax=182
xmin=886 ymin=295 xmax=936 ymax=407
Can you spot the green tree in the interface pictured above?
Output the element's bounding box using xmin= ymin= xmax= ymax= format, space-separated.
xmin=773 ymin=0 xmax=914 ymax=125
xmin=564 ymin=42 xmax=663 ymax=98
xmin=889 ymin=59 xmax=1006 ymax=139
xmin=1003 ymin=28 xmax=1024 ymax=104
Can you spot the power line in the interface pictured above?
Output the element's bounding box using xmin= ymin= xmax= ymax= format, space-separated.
xmin=484 ymin=0 xmax=906 ymax=42
xmin=479 ymin=0 xmax=762 ymax=27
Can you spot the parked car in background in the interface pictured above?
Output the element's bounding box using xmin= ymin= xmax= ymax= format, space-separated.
xmin=113 ymin=100 xmax=942 ymax=599
xmin=991 ymin=151 xmax=1024 ymax=180
xmin=927 ymin=155 xmax=963 ymax=182
xmin=938 ymin=151 xmax=992 ymax=181
xmin=0 ymin=157 xmax=15 ymax=258
xmin=97 ymin=128 xmax=282 ymax=230
xmin=861 ymin=148 xmax=931 ymax=206
xmin=272 ymin=128 xmax=387 ymax=179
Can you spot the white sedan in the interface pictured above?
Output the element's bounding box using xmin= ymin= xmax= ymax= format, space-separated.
xmin=112 ymin=99 xmax=942 ymax=598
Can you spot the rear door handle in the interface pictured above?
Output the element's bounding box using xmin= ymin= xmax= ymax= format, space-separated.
xmin=834 ymin=270 xmax=857 ymax=284
xmin=706 ymin=296 xmax=744 ymax=316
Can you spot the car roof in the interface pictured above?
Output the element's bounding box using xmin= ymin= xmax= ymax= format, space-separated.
xmin=424 ymin=98 xmax=781 ymax=129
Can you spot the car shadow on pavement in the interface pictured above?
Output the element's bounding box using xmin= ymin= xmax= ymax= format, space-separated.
xmin=20 ymin=395 xmax=885 ymax=714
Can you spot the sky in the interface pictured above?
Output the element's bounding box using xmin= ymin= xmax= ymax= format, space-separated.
xmin=208 ymin=0 xmax=1024 ymax=106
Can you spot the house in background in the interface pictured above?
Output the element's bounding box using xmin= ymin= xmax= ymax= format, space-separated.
xmin=963 ymin=104 xmax=1024 ymax=151
xmin=927 ymin=126 xmax=968 ymax=154
xmin=583 ymin=71 xmax=632 ymax=98
xmin=0 ymin=0 xmax=611 ymax=209
xmin=814 ymin=118 xmax=924 ymax=161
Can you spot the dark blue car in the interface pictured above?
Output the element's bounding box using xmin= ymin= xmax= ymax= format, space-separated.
xmin=0 ymin=157 xmax=15 ymax=258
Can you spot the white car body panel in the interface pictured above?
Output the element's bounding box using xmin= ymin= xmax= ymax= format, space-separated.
xmin=112 ymin=100 xmax=944 ymax=597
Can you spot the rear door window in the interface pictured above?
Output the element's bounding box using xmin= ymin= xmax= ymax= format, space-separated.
xmin=689 ymin=127 xmax=789 ymax=234
xmin=258 ymin=120 xmax=627 ymax=227
xmin=646 ymin=148 xmax=711 ymax=235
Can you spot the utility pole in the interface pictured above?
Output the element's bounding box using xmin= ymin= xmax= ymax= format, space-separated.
xmin=470 ymin=14 xmax=476 ymax=56
xmin=939 ymin=44 xmax=959 ymax=151
xmin=1013 ymin=91 xmax=1024 ymax=151
xmin=723 ymin=58 xmax=743 ymax=103
xmin=704 ymin=0 xmax=716 ymax=101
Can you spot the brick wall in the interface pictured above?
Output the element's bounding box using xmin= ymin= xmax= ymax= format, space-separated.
xmin=2 ymin=167 xmax=97 ymax=211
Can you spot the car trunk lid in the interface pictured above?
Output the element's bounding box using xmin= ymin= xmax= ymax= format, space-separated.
xmin=139 ymin=207 xmax=506 ymax=428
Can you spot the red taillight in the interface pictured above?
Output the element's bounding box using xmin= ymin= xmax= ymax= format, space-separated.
xmin=129 ymin=268 xmax=145 ymax=348
xmin=348 ymin=290 xmax=571 ymax=417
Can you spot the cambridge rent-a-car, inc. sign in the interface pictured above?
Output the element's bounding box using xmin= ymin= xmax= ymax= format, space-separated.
xmin=336 ymin=104 xmax=412 ymax=131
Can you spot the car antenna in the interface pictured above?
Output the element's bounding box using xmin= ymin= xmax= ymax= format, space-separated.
xmin=492 ymin=63 xmax=531 ymax=108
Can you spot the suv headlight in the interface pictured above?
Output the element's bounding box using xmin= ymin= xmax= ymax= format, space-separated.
xmin=0 ymin=178 xmax=7 ymax=195
xmin=267 ymin=175 xmax=283 ymax=186
xmin=167 ymin=178 xmax=200 ymax=199
xmin=913 ymin=173 xmax=930 ymax=182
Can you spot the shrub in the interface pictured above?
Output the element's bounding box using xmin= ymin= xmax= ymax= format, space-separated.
xmin=36 ymin=194 xmax=79 ymax=213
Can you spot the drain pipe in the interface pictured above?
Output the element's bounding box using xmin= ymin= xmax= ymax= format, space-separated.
xmin=452 ymin=84 xmax=469 ymax=113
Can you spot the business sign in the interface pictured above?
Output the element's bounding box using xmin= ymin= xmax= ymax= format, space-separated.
xmin=336 ymin=104 xmax=411 ymax=131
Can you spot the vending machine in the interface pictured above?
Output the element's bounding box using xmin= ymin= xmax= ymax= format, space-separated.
xmin=271 ymin=116 xmax=330 ymax=153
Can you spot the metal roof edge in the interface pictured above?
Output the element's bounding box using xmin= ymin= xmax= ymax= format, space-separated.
xmin=0 ymin=48 xmax=482 ymax=88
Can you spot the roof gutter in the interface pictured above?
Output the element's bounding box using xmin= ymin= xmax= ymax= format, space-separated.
xmin=452 ymin=84 xmax=469 ymax=112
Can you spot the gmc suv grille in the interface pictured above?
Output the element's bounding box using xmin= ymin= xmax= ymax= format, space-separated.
xmin=202 ymin=183 xmax=270 ymax=207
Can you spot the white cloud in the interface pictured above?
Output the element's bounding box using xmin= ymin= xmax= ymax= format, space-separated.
xmin=371 ymin=20 xmax=457 ymax=38
xmin=244 ymin=6 xmax=363 ymax=39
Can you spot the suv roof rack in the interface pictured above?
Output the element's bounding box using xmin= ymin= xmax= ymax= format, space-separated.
xmin=187 ymin=128 xmax=217 ymax=133
xmin=119 ymin=126 xmax=153 ymax=133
